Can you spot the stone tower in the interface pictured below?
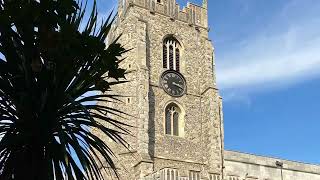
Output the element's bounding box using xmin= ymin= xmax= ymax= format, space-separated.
xmin=102 ymin=0 xmax=225 ymax=179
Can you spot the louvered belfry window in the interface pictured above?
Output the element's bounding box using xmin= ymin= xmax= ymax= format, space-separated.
xmin=175 ymin=48 xmax=180 ymax=72
xmin=169 ymin=45 xmax=174 ymax=70
xmin=163 ymin=37 xmax=181 ymax=72
xmin=163 ymin=44 xmax=167 ymax=68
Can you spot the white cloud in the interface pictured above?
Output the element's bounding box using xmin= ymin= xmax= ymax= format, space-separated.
xmin=222 ymin=90 xmax=252 ymax=107
xmin=216 ymin=1 xmax=320 ymax=91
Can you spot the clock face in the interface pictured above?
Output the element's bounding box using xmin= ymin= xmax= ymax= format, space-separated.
xmin=160 ymin=70 xmax=186 ymax=97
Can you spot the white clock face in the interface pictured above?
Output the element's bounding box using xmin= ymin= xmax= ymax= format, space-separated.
xmin=160 ymin=70 xmax=186 ymax=97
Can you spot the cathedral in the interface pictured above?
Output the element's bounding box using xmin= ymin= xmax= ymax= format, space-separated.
xmin=98 ymin=0 xmax=320 ymax=179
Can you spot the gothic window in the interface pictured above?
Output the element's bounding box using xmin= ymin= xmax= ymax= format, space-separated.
xmin=165 ymin=103 xmax=180 ymax=136
xmin=163 ymin=37 xmax=181 ymax=72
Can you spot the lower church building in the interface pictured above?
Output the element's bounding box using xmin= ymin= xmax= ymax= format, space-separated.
xmin=97 ymin=0 xmax=320 ymax=179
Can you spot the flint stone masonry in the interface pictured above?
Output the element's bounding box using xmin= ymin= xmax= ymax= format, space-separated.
xmin=95 ymin=0 xmax=320 ymax=179
xmin=224 ymin=150 xmax=320 ymax=180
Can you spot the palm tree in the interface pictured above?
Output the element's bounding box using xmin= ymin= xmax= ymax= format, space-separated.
xmin=0 ymin=0 xmax=129 ymax=179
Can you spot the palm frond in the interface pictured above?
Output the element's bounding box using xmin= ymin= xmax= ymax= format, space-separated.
xmin=0 ymin=0 xmax=129 ymax=179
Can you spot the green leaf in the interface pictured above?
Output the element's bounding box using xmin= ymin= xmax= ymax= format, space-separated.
xmin=0 ymin=0 xmax=130 ymax=179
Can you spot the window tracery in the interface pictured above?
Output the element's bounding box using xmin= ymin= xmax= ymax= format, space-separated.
xmin=163 ymin=37 xmax=181 ymax=72
xmin=165 ymin=103 xmax=181 ymax=136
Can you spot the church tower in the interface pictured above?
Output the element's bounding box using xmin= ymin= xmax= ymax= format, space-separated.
xmin=102 ymin=0 xmax=225 ymax=179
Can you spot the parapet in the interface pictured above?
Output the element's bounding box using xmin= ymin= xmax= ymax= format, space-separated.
xmin=119 ymin=0 xmax=208 ymax=29
xmin=224 ymin=150 xmax=320 ymax=175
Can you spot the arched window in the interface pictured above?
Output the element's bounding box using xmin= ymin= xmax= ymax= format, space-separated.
xmin=165 ymin=103 xmax=180 ymax=136
xmin=163 ymin=37 xmax=181 ymax=72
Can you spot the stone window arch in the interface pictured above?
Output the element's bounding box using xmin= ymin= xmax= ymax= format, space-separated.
xmin=163 ymin=37 xmax=181 ymax=72
xmin=165 ymin=103 xmax=184 ymax=136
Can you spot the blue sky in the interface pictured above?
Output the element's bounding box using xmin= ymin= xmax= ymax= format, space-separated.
xmin=90 ymin=0 xmax=320 ymax=164
xmin=206 ymin=0 xmax=320 ymax=164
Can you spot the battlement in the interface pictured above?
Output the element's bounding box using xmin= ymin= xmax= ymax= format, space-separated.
xmin=119 ymin=0 xmax=208 ymax=28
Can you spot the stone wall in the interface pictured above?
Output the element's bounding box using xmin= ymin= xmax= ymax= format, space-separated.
xmin=224 ymin=150 xmax=320 ymax=180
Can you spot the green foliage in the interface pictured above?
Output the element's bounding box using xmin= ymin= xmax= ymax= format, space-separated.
xmin=0 ymin=0 xmax=129 ymax=179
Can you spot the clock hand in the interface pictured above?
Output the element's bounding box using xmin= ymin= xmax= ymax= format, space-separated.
xmin=172 ymin=82 xmax=183 ymax=89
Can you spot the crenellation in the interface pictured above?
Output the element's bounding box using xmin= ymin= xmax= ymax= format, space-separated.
xmin=120 ymin=0 xmax=208 ymax=28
